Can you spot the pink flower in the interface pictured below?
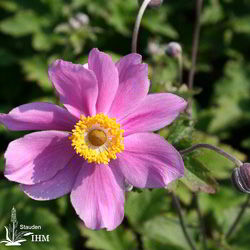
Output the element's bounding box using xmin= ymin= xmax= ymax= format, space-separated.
xmin=0 ymin=49 xmax=187 ymax=231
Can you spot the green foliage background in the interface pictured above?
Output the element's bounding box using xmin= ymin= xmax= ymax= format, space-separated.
xmin=0 ymin=0 xmax=250 ymax=249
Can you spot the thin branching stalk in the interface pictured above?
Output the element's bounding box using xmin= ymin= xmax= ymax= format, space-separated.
xmin=132 ymin=0 xmax=152 ymax=53
xmin=193 ymin=193 xmax=207 ymax=250
xmin=171 ymin=193 xmax=197 ymax=250
xmin=226 ymin=195 xmax=250 ymax=239
xmin=188 ymin=0 xmax=203 ymax=89
xmin=180 ymin=143 xmax=243 ymax=168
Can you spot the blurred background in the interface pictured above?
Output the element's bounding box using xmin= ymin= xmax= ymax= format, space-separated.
xmin=0 ymin=0 xmax=250 ymax=249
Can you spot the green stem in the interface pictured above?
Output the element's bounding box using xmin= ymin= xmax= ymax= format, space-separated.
xmin=226 ymin=195 xmax=250 ymax=239
xmin=171 ymin=193 xmax=197 ymax=250
xmin=193 ymin=193 xmax=207 ymax=250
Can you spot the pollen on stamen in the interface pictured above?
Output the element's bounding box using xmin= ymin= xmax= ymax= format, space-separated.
xmin=69 ymin=113 xmax=124 ymax=165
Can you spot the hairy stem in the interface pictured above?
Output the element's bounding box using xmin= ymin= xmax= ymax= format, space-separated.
xmin=193 ymin=193 xmax=207 ymax=250
xmin=172 ymin=193 xmax=197 ymax=250
xmin=188 ymin=0 xmax=203 ymax=89
xmin=132 ymin=0 xmax=152 ymax=53
xmin=226 ymin=195 xmax=250 ymax=239
xmin=180 ymin=143 xmax=243 ymax=168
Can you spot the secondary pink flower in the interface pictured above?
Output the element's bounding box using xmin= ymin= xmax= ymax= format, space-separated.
xmin=0 ymin=48 xmax=187 ymax=231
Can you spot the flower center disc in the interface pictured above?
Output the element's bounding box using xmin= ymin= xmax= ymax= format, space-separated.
xmin=69 ymin=113 xmax=124 ymax=165
xmin=88 ymin=129 xmax=107 ymax=146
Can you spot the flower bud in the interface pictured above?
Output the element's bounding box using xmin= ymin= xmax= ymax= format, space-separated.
xmin=75 ymin=13 xmax=89 ymax=26
xmin=138 ymin=0 xmax=163 ymax=8
xmin=165 ymin=42 xmax=182 ymax=58
xmin=232 ymin=163 xmax=250 ymax=193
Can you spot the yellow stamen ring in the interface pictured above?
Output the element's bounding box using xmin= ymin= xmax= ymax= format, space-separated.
xmin=69 ymin=113 xmax=124 ymax=165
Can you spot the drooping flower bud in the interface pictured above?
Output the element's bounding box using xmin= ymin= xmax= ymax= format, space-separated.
xmin=165 ymin=42 xmax=182 ymax=58
xmin=138 ymin=0 xmax=163 ymax=8
xmin=232 ymin=163 xmax=250 ymax=193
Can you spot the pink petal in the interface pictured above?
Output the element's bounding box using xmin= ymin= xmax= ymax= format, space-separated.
xmin=0 ymin=102 xmax=77 ymax=131
xmin=120 ymin=93 xmax=187 ymax=136
xmin=4 ymin=131 xmax=75 ymax=185
xmin=88 ymin=49 xmax=119 ymax=114
xmin=21 ymin=156 xmax=82 ymax=200
xmin=108 ymin=54 xmax=149 ymax=119
xmin=71 ymin=163 xmax=124 ymax=231
xmin=110 ymin=133 xmax=184 ymax=188
xmin=48 ymin=60 xmax=98 ymax=118
xmin=115 ymin=53 xmax=142 ymax=79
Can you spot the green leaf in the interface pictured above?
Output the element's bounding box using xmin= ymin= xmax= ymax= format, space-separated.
xmin=0 ymin=0 xmax=19 ymax=12
xmin=204 ymin=61 xmax=250 ymax=133
xmin=229 ymin=208 xmax=250 ymax=250
xmin=81 ymin=0 xmax=136 ymax=36
xmin=231 ymin=16 xmax=250 ymax=34
xmin=80 ymin=226 xmax=137 ymax=250
xmin=199 ymin=186 xmax=246 ymax=234
xmin=20 ymin=56 xmax=52 ymax=91
xmin=201 ymin=0 xmax=224 ymax=25
xmin=142 ymin=215 xmax=194 ymax=250
xmin=181 ymin=157 xmax=218 ymax=193
xmin=190 ymin=132 xmax=246 ymax=179
xmin=107 ymin=0 xmax=136 ymax=36
xmin=166 ymin=116 xmax=194 ymax=149
xmin=0 ymin=10 xmax=49 ymax=37
xmin=143 ymin=236 xmax=184 ymax=250
xmin=125 ymin=189 xmax=170 ymax=228
xmin=171 ymin=182 xmax=193 ymax=205
xmin=32 ymin=32 xmax=65 ymax=51
xmin=150 ymin=58 xmax=178 ymax=93
xmin=143 ymin=10 xmax=178 ymax=38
